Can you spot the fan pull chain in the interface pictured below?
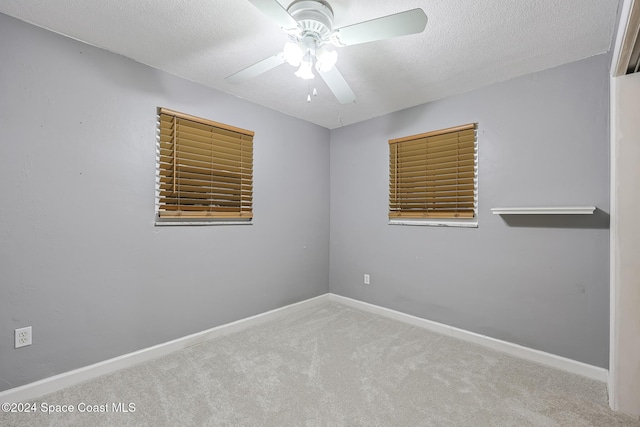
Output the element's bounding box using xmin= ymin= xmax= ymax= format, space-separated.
xmin=307 ymin=87 xmax=318 ymax=103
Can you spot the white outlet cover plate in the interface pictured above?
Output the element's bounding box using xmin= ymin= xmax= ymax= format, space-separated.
xmin=15 ymin=326 xmax=32 ymax=348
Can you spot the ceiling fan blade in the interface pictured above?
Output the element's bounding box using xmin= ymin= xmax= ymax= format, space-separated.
xmin=332 ymin=8 xmax=427 ymax=47
xmin=319 ymin=66 xmax=356 ymax=104
xmin=225 ymin=53 xmax=286 ymax=83
xmin=247 ymin=0 xmax=300 ymax=32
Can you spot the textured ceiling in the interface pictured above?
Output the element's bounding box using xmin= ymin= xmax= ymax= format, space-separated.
xmin=0 ymin=0 xmax=620 ymax=129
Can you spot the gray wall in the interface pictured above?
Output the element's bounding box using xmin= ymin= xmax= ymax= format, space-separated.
xmin=0 ymin=14 xmax=330 ymax=391
xmin=330 ymin=54 xmax=610 ymax=368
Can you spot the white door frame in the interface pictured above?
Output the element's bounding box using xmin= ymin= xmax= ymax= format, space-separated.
xmin=609 ymin=0 xmax=640 ymax=415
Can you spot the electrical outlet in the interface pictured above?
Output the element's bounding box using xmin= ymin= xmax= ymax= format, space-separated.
xmin=15 ymin=326 xmax=32 ymax=348
xmin=364 ymin=274 xmax=370 ymax=285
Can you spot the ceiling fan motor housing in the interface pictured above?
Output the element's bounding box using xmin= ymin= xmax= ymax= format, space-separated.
xmin=287 ymin=0 xmax=334 ymax=42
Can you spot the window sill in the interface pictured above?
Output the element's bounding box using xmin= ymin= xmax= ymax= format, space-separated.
xmin=388 ymin=219 xmax=478 ymax=228
xmin=154 ymin=219 xmax=252 ymax=226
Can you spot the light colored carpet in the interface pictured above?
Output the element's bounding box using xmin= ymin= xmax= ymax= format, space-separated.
xmin=1 ymin=302 xmax=638 ymax=426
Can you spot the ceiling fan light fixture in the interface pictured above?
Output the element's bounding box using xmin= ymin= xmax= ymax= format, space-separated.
xmin=283 ymin=41 xmax=304 ymax=66
xmin=230 ymin=1 xmax=429 ymax=104
xmin=315 ymin=46 xmax=338 ymax=72
xmin=295 ymin=58 xmax=315 ymax=79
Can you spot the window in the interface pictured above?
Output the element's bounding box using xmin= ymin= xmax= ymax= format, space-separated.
xmin=156 ymin=108 xmax=254 ymax=224
xmin=389 ymin=123 xmax=477 ymax=226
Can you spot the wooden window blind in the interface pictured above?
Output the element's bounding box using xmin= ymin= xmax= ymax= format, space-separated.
xmin=389 ymin=123 xmax=477 ymax=219
xmin=156 ymin=108 xmax=254 ymax=220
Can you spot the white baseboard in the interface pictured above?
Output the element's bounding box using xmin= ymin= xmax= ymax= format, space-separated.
xmin=0 ymin=294 xmax=330 ymax=403
xmin=328 ymin=294 xmax=608 ymax=383
xmin=1 ymin=292 xmax=608 ymax=403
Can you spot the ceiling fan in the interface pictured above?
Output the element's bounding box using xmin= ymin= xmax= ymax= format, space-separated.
xmin=226 ymin=0 xmax=428 ymax=104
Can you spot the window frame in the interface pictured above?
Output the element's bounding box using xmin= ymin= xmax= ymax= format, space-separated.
xmin=154 ymin=107 xmax=254 ymax=226
xmin=388 ymin=123 xmax=478 ymax=228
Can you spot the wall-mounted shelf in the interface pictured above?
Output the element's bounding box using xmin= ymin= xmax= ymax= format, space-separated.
xmin=491 ymin=206 xmax=596 ymax=215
